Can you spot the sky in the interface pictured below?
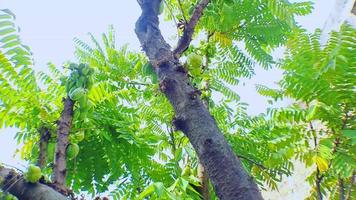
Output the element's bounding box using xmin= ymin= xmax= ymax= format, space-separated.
xmin=0 ymin=0 xmax=352 ymax=198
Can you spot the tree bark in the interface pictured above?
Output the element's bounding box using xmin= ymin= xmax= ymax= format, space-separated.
xmin=134 ymin=1 xmax=263 ymax=199
xmin=0 ymin=166 xmax=67 ymax=200
xmin=52 ymin=97 xmax=74 ymax=192
xmin=37 ymin=127 xmax=51 ymax=169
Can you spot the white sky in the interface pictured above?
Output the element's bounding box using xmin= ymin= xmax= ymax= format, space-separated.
xmin=0 ymin=0 xmax=350 ymax=198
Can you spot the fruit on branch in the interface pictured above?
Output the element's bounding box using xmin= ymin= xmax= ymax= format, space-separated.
xmin=69 ymin=88 xmax=86 ymax=101
xmin=72 ymin=131 xmax=85 ymax=142
xmin=66 ymin=143 xmax=79 ymax=160
xmin=187 ymin=53 xmax=203 ymax=77
xmin=5 ymin=193 xmax=17 ymax=200
xmin=187 ymin=53 xmax=203 ymax=69
xmin=24 ymin=165 xmax=42 ymax=183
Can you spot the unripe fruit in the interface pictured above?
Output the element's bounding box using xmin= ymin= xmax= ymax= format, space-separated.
xmin=187 ymin=53 xmax=203 ymax=69
xmin=69 ymin=63 xmax=78 ymax=70
xmin=66 ymin=143 xmax=79 ymax=160
xmin=69 ymin=88 xmax=86 ymax=101
xmin=5 ymin=194 xmax=17 ymax=200
xmin=74 ymin=131 xmax=85 ymax=142
xmin=82 ymin=67 xmax=90 ymax=75
xmin=24 ymin=165 xmax=42 ymax=183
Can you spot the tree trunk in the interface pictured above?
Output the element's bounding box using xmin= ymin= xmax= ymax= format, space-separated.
xmin=52 ymin=97 xmax=74 ymax=192
xmin=37 ymin=127 xmax=51 ymax=169
xmin=0 ymin=166 xmax=67 ymax=200
xmin=134 ymin=1 xmax=263 ymax=199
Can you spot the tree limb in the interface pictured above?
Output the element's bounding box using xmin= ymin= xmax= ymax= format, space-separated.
xmin=37 ymin=127 xmax=51 ymax=169
xmin=0 ymin=166 xmax=68 ymax=200
xmin=135 ymin=1 xmax=263 ymax=199
xmin=173 ymin=0 xmax=210 ymax=58
xmin=52 ymin=97 xmax=74 ymax=194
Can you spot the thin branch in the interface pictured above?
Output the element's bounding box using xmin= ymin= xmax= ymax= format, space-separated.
xmin=126 ymin=81 xmax=150 ymax=86
xmin=173 ymin=0 xmax=210 ymax=58
xmin=238 ymin=154 xmax=268 ymax=170
xmin=237 ymin=154 xmax=285 ymax=175
xmin=4 ymin=176 xmax=24 ymax=193
xmin=0 ymin=163 xmax=23 ymax=173
xmin=164 ymin=0 xmax=178 ymax=27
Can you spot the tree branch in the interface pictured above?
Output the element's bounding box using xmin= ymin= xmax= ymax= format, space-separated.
xmin=37 ymin=127 xmax=51 ymax=169
xmin=52 ymin=97 xmax=75 ymax=194
xmin=173 ymin=0 xmax=210 ymax=58
xmin=135 ymin=1 xmax=263 ymax=199
xmin=0 ymin=166 xmax=67 ymax=200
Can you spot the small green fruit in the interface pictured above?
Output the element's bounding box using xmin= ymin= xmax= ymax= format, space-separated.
xmin=76 ymin=76 xmax=86 ymax=88
xmin=69 ymin=63 xmax=78 ymax=70
xmin=187 ymin=53 xmax=203 ymax=69
xmin=74 ymin=131 xmax=85 ymax=142
xmin=60 ymin=76 xmax=67 ymax=86
xmin=5 ymin=194 xmax=17 ymax=200
xmin=66 ymin=143 xmax=79 ymax=160
xmin=86 ymin=76 xmax=94 ymax=89
xmin=69 ymin=88 xmax=86 ymax=101
xmin=81 ymin=67 xmax=90 ymax=75
xmin=78 ymin=63 xmax=87 ymax=70
xmin=24 ymin=165 xmax=42 ymax=183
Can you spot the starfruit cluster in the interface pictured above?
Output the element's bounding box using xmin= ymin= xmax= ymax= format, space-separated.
xmin=61 ymin=63 xmax=95 ymax=122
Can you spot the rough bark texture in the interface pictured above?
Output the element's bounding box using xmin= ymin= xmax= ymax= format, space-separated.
xmin=0 ymin=166 xmax=68 ymax=200
xmin=37 ymin=127 xmax=51 ymax=169
xmin=135 ymin=1 xmax=263 ymax=199
xmin=52 ymin=97 xmax=74 ymax=192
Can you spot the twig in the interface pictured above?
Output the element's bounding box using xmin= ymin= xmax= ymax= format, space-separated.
xmin=4 ymin=176 xmax=24 ymax=193
xmin=173 ymin=0 xmax=210 ymax=58
xmin=0 ymin=163 xmax=24 ymax=173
